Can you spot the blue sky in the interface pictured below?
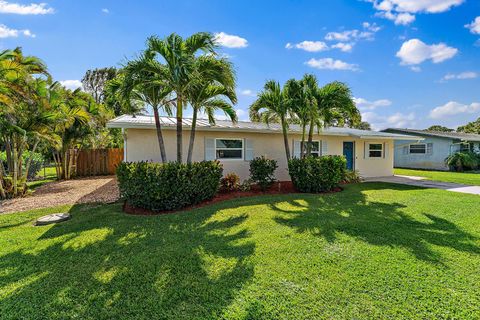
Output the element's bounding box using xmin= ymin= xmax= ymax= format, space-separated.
xmin=2 ymin=0 xmax=480 ymax=130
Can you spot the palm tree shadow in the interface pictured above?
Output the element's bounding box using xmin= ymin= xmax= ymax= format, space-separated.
xmin=273 ymin=184 xmax=480 ymax=263
xmin=0 ymin=201 xmax=255 ymax=319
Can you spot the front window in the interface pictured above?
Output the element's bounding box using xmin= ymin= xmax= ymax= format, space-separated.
xmin=368 ymin=143 xmax=383 ymax=158
xmin=216 ymin=139 xmax=243 ymax=159
xmin=409 ymin=144 xmax=426 ymax=154
xmin=301 ymin=141 xmax=320 ymax=157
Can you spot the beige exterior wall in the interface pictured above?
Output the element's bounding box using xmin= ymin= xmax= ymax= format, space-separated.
xmin=125 ymin=128 xmax=394 ymax=180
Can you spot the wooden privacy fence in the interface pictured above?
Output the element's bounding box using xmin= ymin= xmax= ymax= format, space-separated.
xmin=74 ymin=148 xmax=124 ymax=176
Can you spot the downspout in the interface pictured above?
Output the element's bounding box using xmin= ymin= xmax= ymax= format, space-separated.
xmin=122 ymin=128 xmax=127 ymax=162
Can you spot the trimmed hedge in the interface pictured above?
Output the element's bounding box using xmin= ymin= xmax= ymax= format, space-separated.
xmin=249 ymin=156 xmax=278 ymax=191
xmin=116 ymin=161 xmax=223 ymax=211
xmin=288 ymin=155 xmax=346 ymax=192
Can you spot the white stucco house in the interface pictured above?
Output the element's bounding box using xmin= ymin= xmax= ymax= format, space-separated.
xmin=107 ymin=115 xmax=421 ymax=181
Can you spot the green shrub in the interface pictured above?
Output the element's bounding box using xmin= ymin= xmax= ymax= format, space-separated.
xmin=220 ymin=172 xmax=240 ymax=192
xmin=249 ymin=156 xmax=278 ymax=191
xmin=116 ymin=161 xmax=223 ymax=211
xmin=288 ymin=155 xmax=346 ymax=192
xmin=445 ymin=152 xmax=479 ymax=172
xmin=343 ymin=170 xmax=362 ymax=184
xmin=0 ymin=151 xmax=45 ymax=180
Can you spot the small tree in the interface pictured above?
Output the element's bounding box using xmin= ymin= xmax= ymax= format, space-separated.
xmin=249 ymin=156 xmax=278 ymax=191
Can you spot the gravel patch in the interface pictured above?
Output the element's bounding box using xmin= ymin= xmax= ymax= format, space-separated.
xmin=0 ymin=176 xmax=119 ymax=214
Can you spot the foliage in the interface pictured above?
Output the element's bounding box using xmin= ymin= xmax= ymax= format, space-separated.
xmin=445 ymin=152 xmax=479 ymax=172
xmin=220 ymin=172 xmax=240 ymax=192
xmin=2 ymin=184 xmax=480 ymax=319
xmin=249 ymin=156 xmax=278 ymax=191
xmin=81 ymin=67 xmax=118 ymax=105
xmin=239 ymin=179 xmax=253 ymax=191
xmin=354 ymin=121 xmax=371 ymax=130
xmin=426 ymin=125 xmax=454 ymax=132
xmin=343 ymin=169 xmax=362 ymax=184
xmin=116 ymin=160 xmax=223 ymax=211
xmin=288 ymin=155 xmax=346 ymax=192
xmin=457 ymin=117 xmax=480 ymax=134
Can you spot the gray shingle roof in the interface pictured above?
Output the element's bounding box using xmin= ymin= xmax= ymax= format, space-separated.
xmin=382 ymin=128 xmax=480 ymax=142
xmin=107 ymin=114 xmax=422 ymax=140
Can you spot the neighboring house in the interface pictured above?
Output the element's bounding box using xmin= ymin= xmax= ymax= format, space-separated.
xmin=107 ymin=115 xmax=420 ymax=180
xmin=382 ymin=128 xmax=480 ymax=171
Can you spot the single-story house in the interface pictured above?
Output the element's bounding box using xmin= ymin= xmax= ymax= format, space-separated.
xmin=382 ymin=128 xmax=480 ymax=171
xmin=107 ymin=115 xmax=421 ymax=180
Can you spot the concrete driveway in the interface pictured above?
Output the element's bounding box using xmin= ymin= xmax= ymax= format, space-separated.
xmin=365 ymin=175 xmax=480 ymax=195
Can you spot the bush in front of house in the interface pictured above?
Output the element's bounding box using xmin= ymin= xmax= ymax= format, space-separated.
xmin=343 ymin=169 xmax=362 ymax=184
xmin=220 ymin=172 xmax=240 ymax=192
xmin=249 ymin=156 xmax=278 ymax=191
xmin=288 ymin=155 xmax=346 ymax=192
xmin=445 ymin=152 xmax=479 ymax=172
xmin=116 ymin=160 xmax=223 ymax=211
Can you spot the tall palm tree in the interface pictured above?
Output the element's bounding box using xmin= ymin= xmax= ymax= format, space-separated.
xmin=147 ymin=32 xmax=216 ymax=162
xmin=117 ymin=56 xmax=173 ymax=163
xmin=186 ymin=56 xmax=237 ymax=164
xmin=317 ymin=81 xmax=360 ymax=129
xmin=250 ymin=79 xmax=298 ymax=161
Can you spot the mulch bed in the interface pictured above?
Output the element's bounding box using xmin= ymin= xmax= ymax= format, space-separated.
xmin=123 ymin=181 xmax=343 ymax=216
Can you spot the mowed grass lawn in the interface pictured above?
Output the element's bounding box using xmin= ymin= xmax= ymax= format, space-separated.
xmin=1 ymin=183 xmax=480 ymax=319
xmin=395 ymin=168 xmax=480 ymax=186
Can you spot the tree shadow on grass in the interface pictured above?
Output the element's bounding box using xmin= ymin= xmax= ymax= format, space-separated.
xmin=0 ymin=201 xmax=255 ymax=319
xmin=273 ymin=183 xmax=480 ymax=263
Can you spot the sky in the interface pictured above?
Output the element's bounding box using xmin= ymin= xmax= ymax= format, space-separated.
xmin=1 ymin=0 xmax=480 ymax=130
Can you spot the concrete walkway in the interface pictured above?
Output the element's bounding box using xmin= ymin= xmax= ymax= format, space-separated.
xmin=365 ymin=175 xmax=480 ymax=195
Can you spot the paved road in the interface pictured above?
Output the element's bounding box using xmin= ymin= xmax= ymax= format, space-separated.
xmin=365 ymin=175 xmax=480 ymax=195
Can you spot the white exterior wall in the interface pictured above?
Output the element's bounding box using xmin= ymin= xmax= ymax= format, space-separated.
xmin=125 ymin=128 xmax=394 ymax=180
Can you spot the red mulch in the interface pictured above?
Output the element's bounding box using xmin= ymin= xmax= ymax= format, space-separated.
xmin=123 ymin=181 xmax=343 ymax=216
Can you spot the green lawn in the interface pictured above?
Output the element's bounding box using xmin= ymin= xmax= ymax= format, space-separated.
xmin=395 ymin=168 xmax=480 ymax=186
xmin=1 ymin=183 xmax=480 ymax=319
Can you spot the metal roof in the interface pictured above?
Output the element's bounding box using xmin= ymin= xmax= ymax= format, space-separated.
xmin=107 ymin=114 xmax=422 ymax=140
xmin=382 ymin=128 xmax=480 ymax=142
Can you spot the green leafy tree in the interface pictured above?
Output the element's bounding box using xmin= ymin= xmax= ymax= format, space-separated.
xmin=457 ymin=118 xmax=480 ymax=134
xmin=355 ymin=121 xmax=371 ymax=130
xmin=81 ymin=67 xmax=118 ymax=104
xmin=427 ymin=125 xmax=454 ymax=132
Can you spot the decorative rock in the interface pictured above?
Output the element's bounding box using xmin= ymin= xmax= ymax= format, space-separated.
xmin=34 ymin=213 xmax=71 ymax=226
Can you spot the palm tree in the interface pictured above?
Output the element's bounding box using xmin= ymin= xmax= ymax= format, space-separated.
xmin=186 ymin=56 xmax=237 ymax=164
xmin=117 ymin=56 xmax=174 ymax=163
xmin=317 ymin=81 xmax=360 ymax=130
xmin=147 ymin=32 xmax=216 ymax=162
xmin=250 ymin=79 xmax=298 ymax=161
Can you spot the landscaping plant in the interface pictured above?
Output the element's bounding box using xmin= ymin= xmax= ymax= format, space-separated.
xmin=220 ymin=172 xmax=240 ymax=192
xmin=116 ymin=160 xmax=223 ymax=211
xmin=343 ymin=169 xmax=362 ymax=184
xmin=288 ymin=155 xmax=346 ymax=192
xmin=445 ymin=152 xmax=479 ymax=172
xmin=249 ymin=156 xmax=278 ymax=191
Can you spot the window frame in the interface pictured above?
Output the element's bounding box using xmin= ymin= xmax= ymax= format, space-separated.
xmin=215 ymin=138 xmax=244 ymax=160
xmin=367 ymin=142 xmax=383 ymax=159
xmin=300 ymin=140 xmax=321 ymax=157
xmin=409 ymin=143 xmax=427 ymax=155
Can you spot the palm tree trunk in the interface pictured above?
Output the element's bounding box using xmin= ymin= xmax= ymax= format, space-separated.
xmin=176 ymin=98 xmax=183 ymax=163
xmin=0 ymin=159 xmax=7 ymax=199
xmin=307 ymin=119 xmax=314 ymax=156
xmin=281 ymin=117 xmax=290 ymax=161
xmin=187 ymin=108 xmax=198 ymax=164
xmin=153 ymin=106 xmax=167 ymax=163
xmin=12 ymin=139 xmax=18 ymax=197
xmin=22 ymin=139 xmax=39 ymax=192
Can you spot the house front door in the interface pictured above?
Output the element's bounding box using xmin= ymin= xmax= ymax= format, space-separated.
xmin=343 ymin=142 xmax=355 ymax=170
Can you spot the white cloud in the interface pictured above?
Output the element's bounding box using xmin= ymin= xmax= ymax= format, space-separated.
xmin=306 ymin=58 xmax=359 ymax=71
xmin=441 ymin=71 xmax=477 ymax=82
xmin=214 ymin=32 xmax=248 ymax=48
xmin=285 ymin=40 xmax=328 ymax=52
xmin=0 ymin=24 xmax=35 ymax=38
xmin=465 ymin=16 xmax=480 ymax=34
xmin=368 ymin=0 xmax=464 ymax=25
xmin=362 ymin=22 xmax=382 ymax=32
xmin=101 ymin=8 xmax=109 ymax=14
xmin=216 ymin=108 xmax=248 ymax=121
xmin=239 ymin=89 xmax=256 ymax=97
xmin=60 ymin=80 xmax=82 ymax=90
xmin=354 ymin=97 xmax=392 ymax=110
xmin=0 ymin=0 xmax=54 ymax=14
xmin=331 ymin=42 xmax=354 ymax=52
xmin=325 ymin=30 xmax=374 ymax=42
xmin=396 ymin=39 xmax=458 ymax=66
xmin=362 ymin=110 xmax=416 ymax=130
xmin=429 ymin=101 xmax=480 ymax=119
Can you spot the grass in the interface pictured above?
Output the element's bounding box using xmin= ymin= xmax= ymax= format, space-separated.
xmin=395 ymin=168 xmax=480 ymax=186
xmin=1 ymin=183 xmax=480 ymax=319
